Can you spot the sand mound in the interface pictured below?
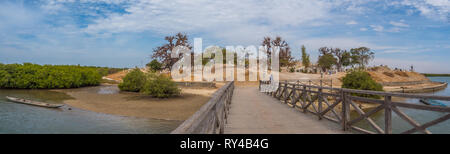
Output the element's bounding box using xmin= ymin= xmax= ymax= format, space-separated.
xmin=105 ymin=70 xmax=129 ymax=81
xmin=367 ymin=66 xmax=429 ymax=83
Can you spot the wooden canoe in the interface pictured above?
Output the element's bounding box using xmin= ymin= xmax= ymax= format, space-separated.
xmin=5 ymin=96 xmax=64 ymax=108
xmin=420 ymin=99 xmax=447 ymax=107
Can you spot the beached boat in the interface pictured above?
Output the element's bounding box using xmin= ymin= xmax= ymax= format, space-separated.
xmin=419 ymin=99 xmax=447 ymax=107
xmin=5 ymin=96 xmax=64 ymax=108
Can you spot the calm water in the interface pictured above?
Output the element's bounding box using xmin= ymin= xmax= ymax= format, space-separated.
xmin=0 ymin=87 xmax=181 ymax=134
xmin=354 ymin=77 xmax=450 ymax=134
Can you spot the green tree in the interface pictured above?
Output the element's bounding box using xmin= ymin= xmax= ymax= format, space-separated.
xmin=350 ymin=47 xmax=374 ymax=69
xmin=318 ymin=53 xmax=337 ymax=72
xmin=342 ymin=70 xmax=383 ymax=99
xmin=301 ymin=45 xmax=310 ymax=69
xmin=333 ymin=49 xmax=352 ymax=72
xmin=118 ymin=68 xmax=146 ymax=92
xmin=146 ymin=59 xmax=163 ymax=72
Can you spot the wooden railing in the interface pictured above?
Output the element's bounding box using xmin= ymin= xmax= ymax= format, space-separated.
xmin=171 ymin=81 xmax=235 ymax=134
xmin=260 ymin=80 xmax=450 ymax=134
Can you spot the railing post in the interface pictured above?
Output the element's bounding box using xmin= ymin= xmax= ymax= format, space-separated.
xmin=309 ymin=80 xmax=312 ymax=91
xmin=342 ymin=90 xmax=350 ymax=131
xmin=318 ymin=85 xmax=323 ymax=120
xmin=283 ymin=80 xmax=288 ymax=103
xmin=302 ymin=86 xmax=307 ymax=112
xmin=259 ymin=80 xmax=261 ymax=92
xmin=385 ymin=95 xmax=392 ymax=134
xmin=291 ymin=83 xmax=296 ymax=107
xmin=330 ymin=79 xmax=333 ymax=94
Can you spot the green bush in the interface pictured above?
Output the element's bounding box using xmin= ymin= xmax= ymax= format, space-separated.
xmin=141 ymin=74 xmax=180 ymax=98
xmin=289 ymin=67 xmax=295 ymax=73
xmin=342 ymin=71 xmax=383 ymax=99
xmin=118 ymin=68 xmax=146 ymax=92
xmin=0 ymin=63 xmax=101 ymax=89
xmin=118 ymin=69 xmax=180 ymax=98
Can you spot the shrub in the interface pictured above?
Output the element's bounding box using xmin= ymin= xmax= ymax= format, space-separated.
xmin=118 ymin=70 xmax=180 ymax=98
xmin=289 ymin=67 xmax=295 ymax=73
xmin=141 ymin=73 xmax=180 ymax=98
xmin=118 ymin=68 xmax=146 ymax=92
xmin=342 ymin=71 xmax=383 ymax=99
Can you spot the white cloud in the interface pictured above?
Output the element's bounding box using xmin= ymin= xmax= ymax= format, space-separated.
xmin=370 ymin=25 xmax=384 ymax=32
xmin=83 ymin=0 xmax=334 ymax=36
xmin=394 ymin=0 xmax=450 ymax=21
xmin=346 ymin=20 xmax=358 ymax=25
xmin=360 ymin=27 xmax=368 ymax=31
xmin=390 ymin=21 xmax=410 ymax=27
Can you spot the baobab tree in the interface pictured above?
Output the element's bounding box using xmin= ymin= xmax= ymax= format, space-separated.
xmin=261 ymin=36 xmax=293 ymax=67
xmin=151 ymin=33 xmax=191 ymax=70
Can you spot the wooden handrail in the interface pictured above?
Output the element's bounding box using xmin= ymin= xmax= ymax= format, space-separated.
xmin=259 ymin=80 xmax=450 ymax=134
xmin=171 ymin=81 xmax=235 ymax=134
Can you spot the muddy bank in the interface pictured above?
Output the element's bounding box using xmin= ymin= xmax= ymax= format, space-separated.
xmin=384 ymin=82 xmax=447 ymax=93
xmin=54 ymin=85 xmax=217 ymax=121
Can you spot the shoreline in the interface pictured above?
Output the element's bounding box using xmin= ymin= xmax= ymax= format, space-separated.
xmin=55 ymin=85 xmax=218 ymax=121
xmin=383 ymin=81 xmax=447 ymax=93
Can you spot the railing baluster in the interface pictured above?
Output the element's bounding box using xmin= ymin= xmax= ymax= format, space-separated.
xmin=342 ymin=91 xmax=350 ymax=131
xmin=385 ymin=95 xmax=392 ymax=134
xmin=318 ymin=80 xmax=323 ymax=120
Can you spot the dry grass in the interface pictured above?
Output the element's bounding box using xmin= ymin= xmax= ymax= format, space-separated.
xmin=395 ymin=71 xmax=409 ymax=77
xmin=105 ymin=70 xmax=128 ymax=81
xmin=383 ymin=72 xmax=395 ymax=77
xmin=367 ymin=66 xmax=428 ymax=83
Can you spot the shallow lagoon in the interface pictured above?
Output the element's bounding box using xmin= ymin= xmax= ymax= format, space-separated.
xmin=0 ymin=88 xmax=181 ymax=134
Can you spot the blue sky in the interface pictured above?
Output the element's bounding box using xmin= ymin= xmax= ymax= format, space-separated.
xmin=0 ymin=0 xmax=449 ymax=73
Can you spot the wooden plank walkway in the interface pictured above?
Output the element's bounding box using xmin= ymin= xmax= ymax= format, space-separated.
xmin=224 ymin=86 xmax=346 ymax=134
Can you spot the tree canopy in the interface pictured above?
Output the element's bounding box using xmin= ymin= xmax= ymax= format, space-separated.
xmin=151 ymin=33 xmax=191 ymax=70
xmin=0 ymin=63 xmax=101 ymax=89
xmin=350 ymin=47 xmax=374 ymax=69
xmin=146 ymin=59 xmax=163 ymax=72
xmin=317 ymin=46 xmax=375 ymax=72
xmin=262 ymin=36 xmax=293 ymax=67
xmin=318 ymin=53 xmax=337 ymax=72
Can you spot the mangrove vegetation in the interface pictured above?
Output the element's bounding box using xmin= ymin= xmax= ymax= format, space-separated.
xmin=0 ymin=63 xmax=114 ymax=89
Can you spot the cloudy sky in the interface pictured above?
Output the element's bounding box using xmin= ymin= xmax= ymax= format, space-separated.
xmin=0 ymin=0 xmax=449 ymax=73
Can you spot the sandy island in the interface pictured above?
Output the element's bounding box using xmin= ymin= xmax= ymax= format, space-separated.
xmin=55 ymin=85 xmax=219 ymax=121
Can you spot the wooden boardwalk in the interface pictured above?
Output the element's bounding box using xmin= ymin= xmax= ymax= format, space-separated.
xmin=224 ymin=86 xmax=345 ymax=134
